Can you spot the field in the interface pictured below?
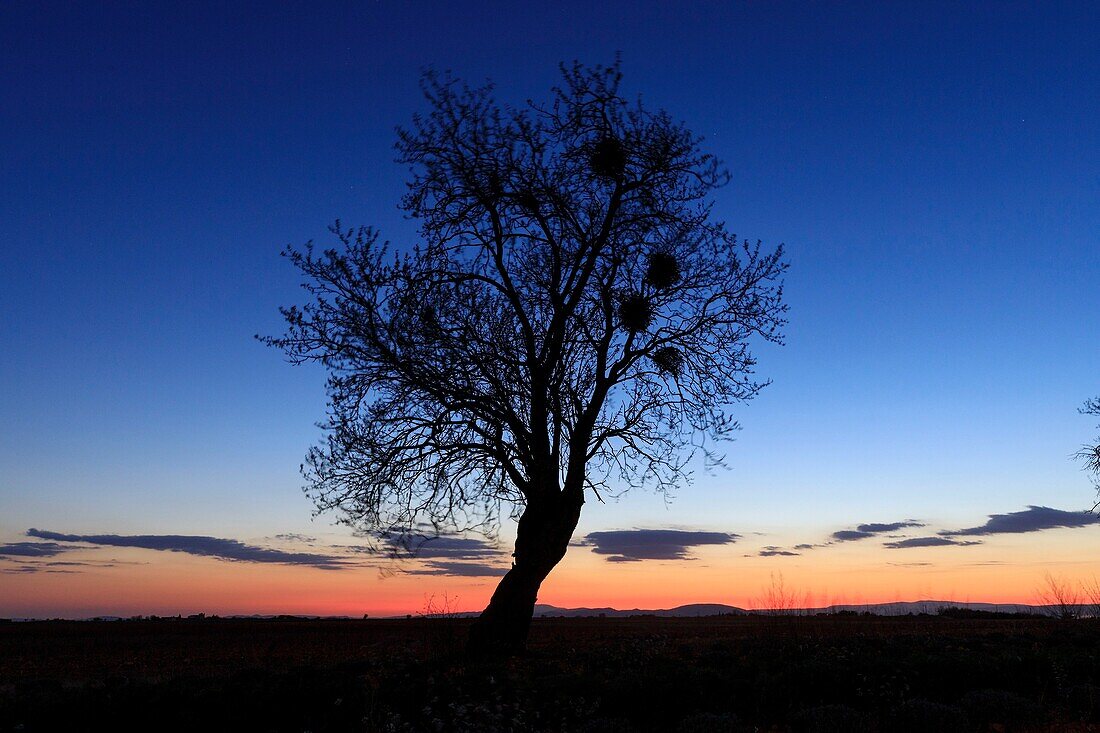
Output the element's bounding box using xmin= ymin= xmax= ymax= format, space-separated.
xmin=3 ymin=614 xmax=1100 ymax=732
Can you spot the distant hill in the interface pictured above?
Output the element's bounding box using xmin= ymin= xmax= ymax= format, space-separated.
xmin=818 ymin=601 xmax=1042 ymax=616
xmin=7 ymin=600 xmax=1072 ymax=622
xmin=533 ymin=603 xmax=747 ymax=617
xmin=532 ymin=600 xmax=1052 ymax=618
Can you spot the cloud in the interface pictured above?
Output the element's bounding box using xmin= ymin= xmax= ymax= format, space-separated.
xmin=940 ymin=506 xmax=1100 ymax=537
xmin=364 ymin=534 xmax=505 ymax=561
xmin=404 ymin=536 xmax=503 ymax=559
xmin=831 ymin=530 xmax=872 ymax=542
xmin=883 ymin=536 xmax=982 ymax=549
xmin=0 ymin=565 xmax=77 ymax=574
xmin=758 ymin=546 xmax=799 ymax=557
xmin=0 ymin=542 xmax=71 ymax=558
xmin=831 ymin=520 xmax=924 ymax=542
xmin=858 ymin=521 xmax=924 ymax=533
xmin=272 ymin=533 xmax=317 ymax=543
xmin=579 ymin=529 xmax=739 ymax=562
xmin=26 ymin=529 xmax=351 ymax=570
xmin=405 ymin=561 xmax=508 ymax=577
xmin=44 ymin=561 xmax=114 ymax=567
xmin=0 ymin=557 xmax=104 ymax=574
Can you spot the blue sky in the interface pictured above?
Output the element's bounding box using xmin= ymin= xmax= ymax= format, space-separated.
xmin=1 ymin=1 xmax=1097 ymax=613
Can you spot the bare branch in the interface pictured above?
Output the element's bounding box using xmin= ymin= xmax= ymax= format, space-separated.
xmin=262 ymin=61 xmax=787 ymax=559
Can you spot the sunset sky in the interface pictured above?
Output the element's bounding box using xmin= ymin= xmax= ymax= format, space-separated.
xmin=2 ymin=1 xmax=1098 ymax=618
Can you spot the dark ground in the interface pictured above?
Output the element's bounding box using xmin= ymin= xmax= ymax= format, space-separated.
xmin=2 ymin=614 xmax=1099 ymax=732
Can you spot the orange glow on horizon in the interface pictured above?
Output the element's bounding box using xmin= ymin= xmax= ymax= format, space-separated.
xmin=3 ymin=533 xmax=1098 ymax=619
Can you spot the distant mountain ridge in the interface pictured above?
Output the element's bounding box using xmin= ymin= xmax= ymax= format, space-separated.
xmin=5 ymin=600 xmax=1067 ymax=622
xmin=533 ymin=603 xmax=747 ymax=618
xmin=533 ymin=600 xmax=1053 ymax=618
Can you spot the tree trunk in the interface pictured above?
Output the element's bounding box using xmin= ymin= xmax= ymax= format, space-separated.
xmin=467 ymin=489 xmax=583 ymax=657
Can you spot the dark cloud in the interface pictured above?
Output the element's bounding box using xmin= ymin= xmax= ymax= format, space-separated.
xmin=883 ymin=536 xmax=982 ymax=549
xmin=940 ymin=506 xmax=1100 ymax=537
xmin=831 ymin=520 xmax=924 ymax=542
xmin=793 ymin=543 xmax=823 ymax=550
xmin=338 ymin=532 xmax=510 ymax=576
xmin=831 ymin=530 xmax=874 ymax=542
xmin=859 ymin=521 xmax=924 ymax=533
xmin=272 ymin=533 xmax=317 ymax=543
xmin=365 ymin=534 xmax=504 ymax=560
xmin=0 ymin=557 xmax=126 ymax=575
xmin=41 ymin=560 xmax=116 ymax=568
xmin=0 ymin=542 xmax=71 ymax=558
xmin=405 ymin=561 xmax=507 ymax=577
xmin=579 ymin=529 xmax=739 ymax=562
xmin=605 ymin=555 xmax=641 ymax=563
xmin=406 ymin=536 xmax=503 ymax=559
xmin=759 ymin=546 xmax=799 ymax=557
xmin=26 ymin=529 xmax=350 ymax=570
xmin=0 ymin=565 xmax=77 ymax=574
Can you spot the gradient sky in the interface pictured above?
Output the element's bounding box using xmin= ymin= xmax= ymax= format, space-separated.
xmin=2 ymin=1 xmax=1098 ymax=618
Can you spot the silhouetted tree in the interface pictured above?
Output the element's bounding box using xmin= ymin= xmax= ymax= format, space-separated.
xmin=1080 ymin=397 xmax=1100 ymax=509
xmin=264 ymin=62 xmax=787 ymax=655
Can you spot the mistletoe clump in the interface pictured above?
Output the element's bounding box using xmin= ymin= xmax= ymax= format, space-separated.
xmin=618 ymin=292 xmax=653 ymax=331
xmin=644 ymin=251 xmax=681 ymax=290
xmin=590 ymin=137 xmax=626 ymax=179
xmin=652 ymin=347 xmax=684 ymax=377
